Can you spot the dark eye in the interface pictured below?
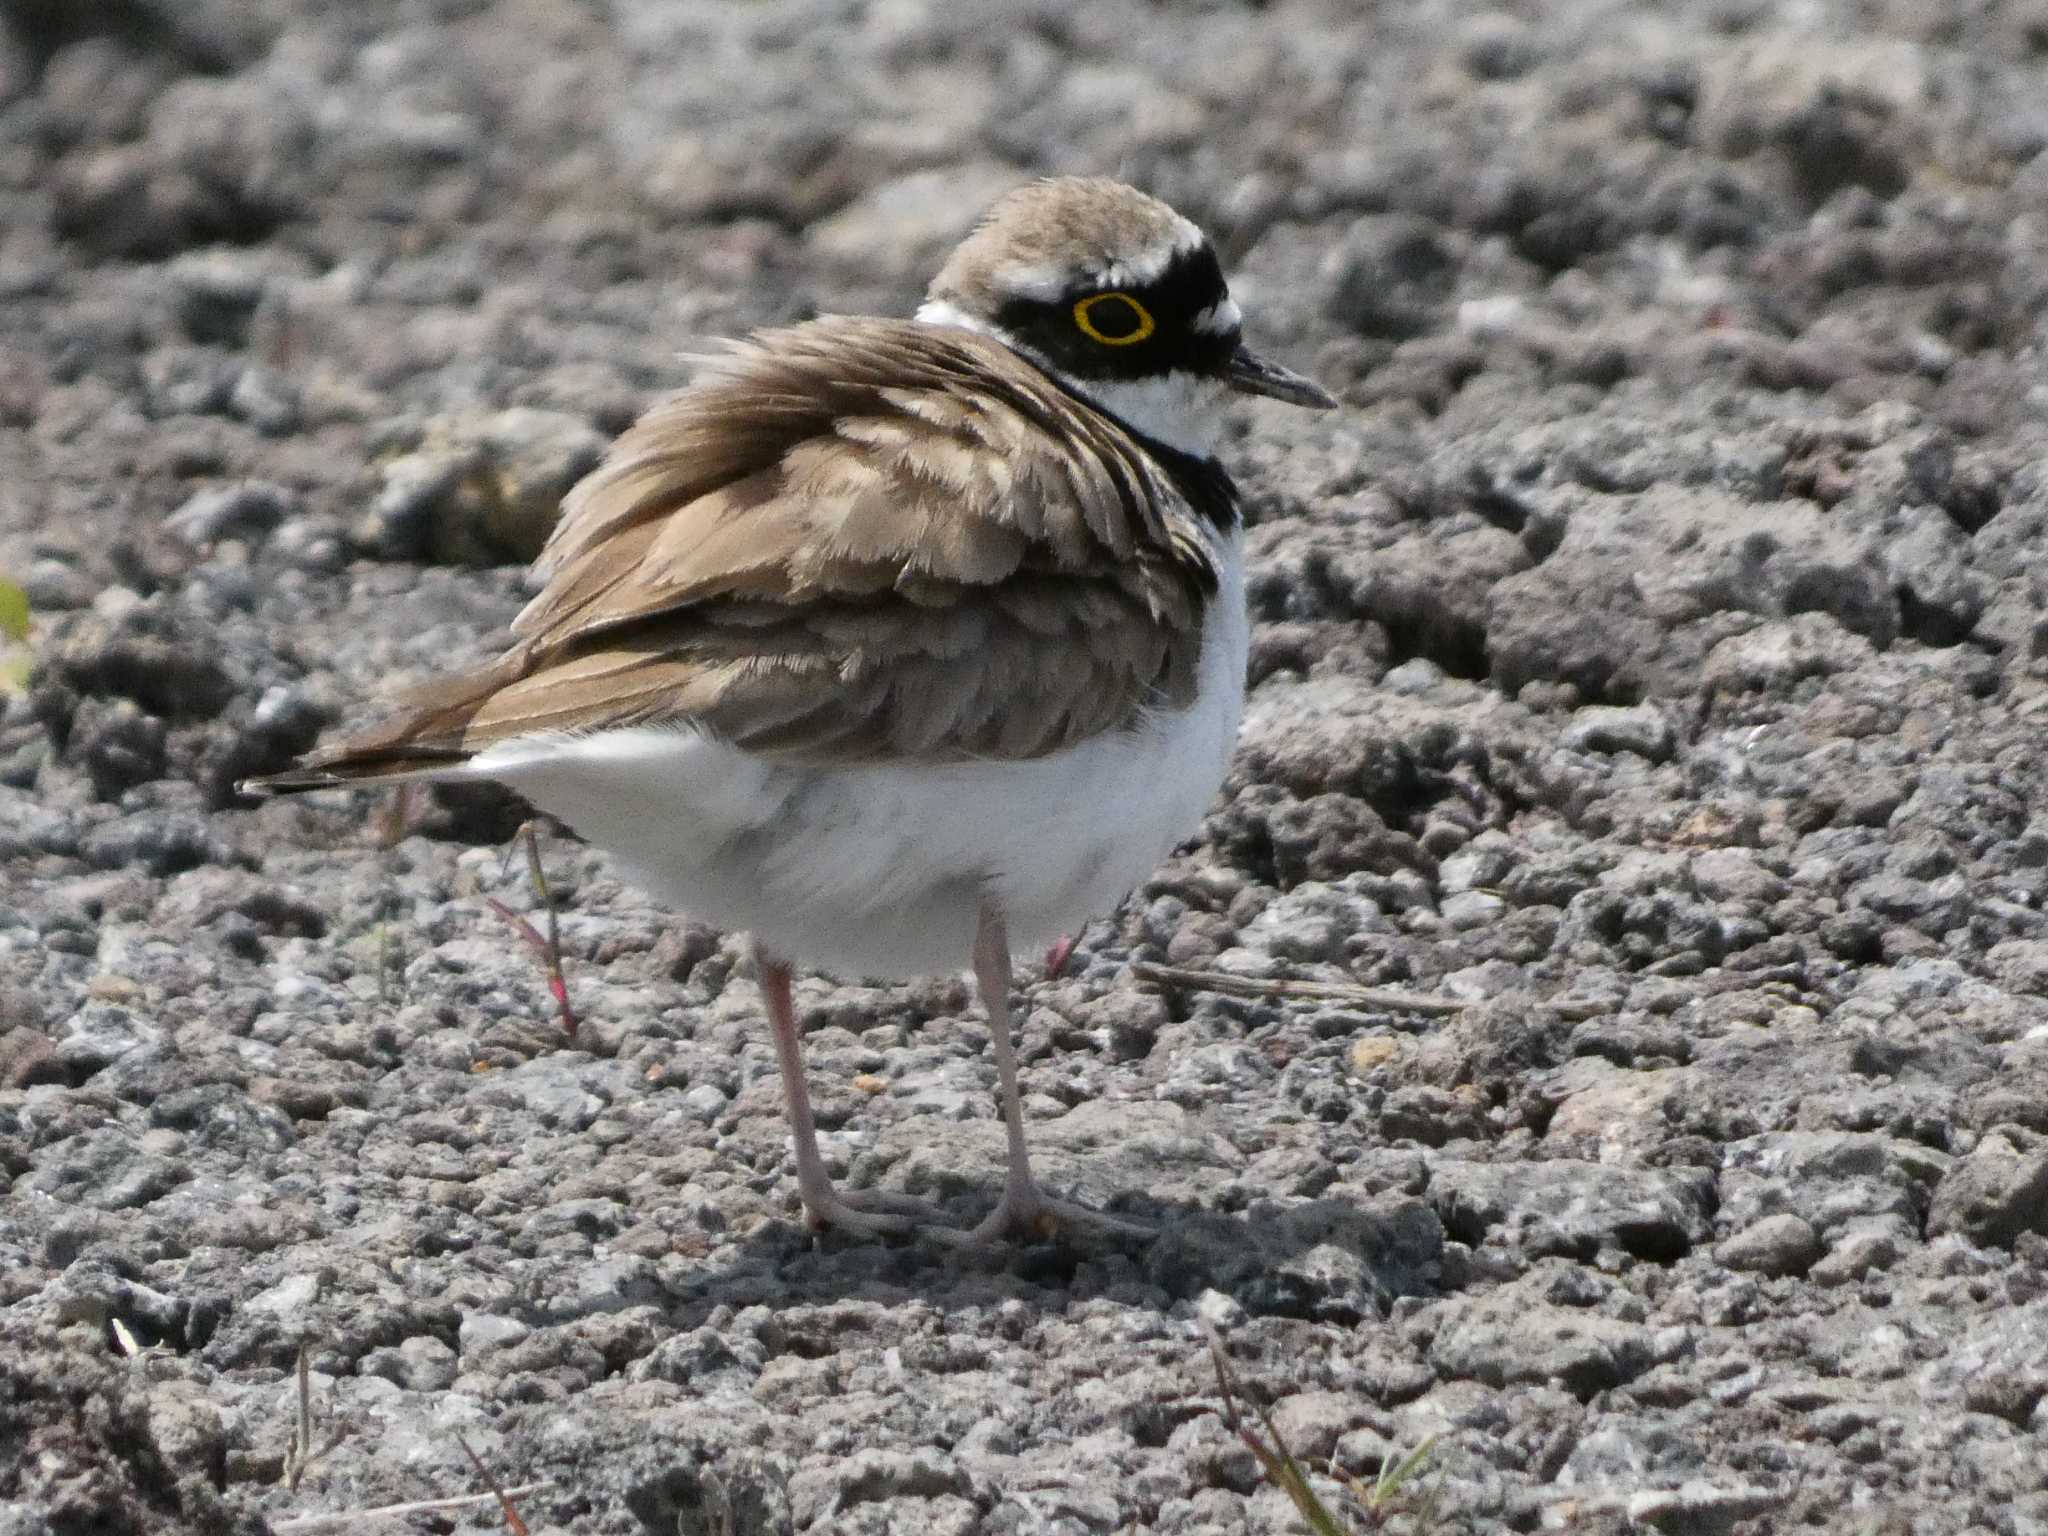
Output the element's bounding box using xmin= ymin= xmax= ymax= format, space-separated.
xmin=1072 ymin=291 xmax=1156 ymax=346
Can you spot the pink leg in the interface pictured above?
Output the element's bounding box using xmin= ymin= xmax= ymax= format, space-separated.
xmin=755 ymin=943 xmax=934 ymax=1238
xmin=934 ymin=906 xmax=1154 ymax=1247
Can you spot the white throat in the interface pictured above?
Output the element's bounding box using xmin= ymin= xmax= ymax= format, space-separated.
xmin=916 ymin=299 xmax=1228 ymax=458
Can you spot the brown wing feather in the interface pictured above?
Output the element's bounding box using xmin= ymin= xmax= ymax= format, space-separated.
xmin=264 ymin=318 xmax=1223 ymax=787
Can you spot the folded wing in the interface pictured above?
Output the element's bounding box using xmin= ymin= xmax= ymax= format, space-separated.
xmin=257 ymin=319 xmax=1227 ymax=788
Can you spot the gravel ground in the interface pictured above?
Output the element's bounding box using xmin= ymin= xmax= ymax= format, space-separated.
xmin=4 ymin=1 xmax=2048 ymax=1532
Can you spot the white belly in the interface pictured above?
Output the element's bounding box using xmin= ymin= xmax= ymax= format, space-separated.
xmin=464 ymin=543 xmax=1247 ymax=978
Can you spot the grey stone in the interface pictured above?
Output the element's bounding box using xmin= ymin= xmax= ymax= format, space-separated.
xmin=458 ymin=1314 xmax=532 ymax=1355
xmin=1807 ymin=1217 xmax=1908 ymax=1285
xmin=358 ymin=409 xmax=606 ymax=564
xmin=361 ymin=1334 xmax=458 ymax=1391
xmin=1431 ymin=1289 xmax=1658 ymax=1398
xmin=227 ymin=367 xmax=299 ymax=435
xmin=1429 ymin=1160 xmax=1713 ymax=1262
xmin=1625 ymin=1483 xmax=1789 ymax=1535
xmin=1147 ymin=1198 xmax=1444 ymax=1323
xmin=1917 ymin=1302 xmax=2048 ymax=1426
xmin=680 ymin=1083 xmax=728 ymax=1121
xmin=19 ymin=1130 xmax=186 ymax=1212
xmin=1927 ymin=1147 xmax=2048 ymax=1249
xmin=1562 ymin=704 xmax=1675 ymax=761
xmin=1266 ymin=1390 xmax=1380 ymax=1462
xmin=1700 ymin=614 xmax=1876 ymax=693
xmin=1441 ymin=888 xmax=1508 ymax=929
xmin=1322 ymin=213 xmax=1458 ymax=340
xmin=1688 ymin=849 xmax=1787 ymax=905
xmin=165 ymin=482 xmax=295 ymax=546
xmin=1718 ymin=1131 xmax=1943 ymax=1244
xmin=1715 ymin=1213 xmax=1822 ymax=1276
xmin=787 ymin=1448 xmax=969 ymax=1527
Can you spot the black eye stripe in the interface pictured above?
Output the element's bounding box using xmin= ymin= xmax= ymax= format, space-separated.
xmin=993 ymin=245 xmax=1236 ymax=381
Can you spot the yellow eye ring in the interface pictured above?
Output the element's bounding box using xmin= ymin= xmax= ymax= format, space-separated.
xmin=1073 ymin=291 xmax=1156 ymax=346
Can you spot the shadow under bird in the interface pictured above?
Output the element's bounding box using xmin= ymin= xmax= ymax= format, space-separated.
xmin=244 ymin=176 xmax=1335 ymax=1245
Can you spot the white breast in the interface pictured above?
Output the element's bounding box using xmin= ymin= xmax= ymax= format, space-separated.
xmin=466 ymin=536 xmax=1248 ymax=979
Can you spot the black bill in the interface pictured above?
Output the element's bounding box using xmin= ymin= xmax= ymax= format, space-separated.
xmin=1223 ymin=343 xmax=1338 ymax=409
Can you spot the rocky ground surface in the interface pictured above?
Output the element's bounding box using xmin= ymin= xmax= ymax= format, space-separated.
xmin=3 ymin=0 xmax=2047 ymax=1532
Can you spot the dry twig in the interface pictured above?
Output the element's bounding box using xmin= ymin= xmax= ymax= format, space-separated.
xmin=275 ymin=1484 xmax=557 ymax=1533
xmin=280 ymin=1343 xmax=349 ymax=1493
xmin=1132 ymin=962 xmax=1467 ymax=1016
xmin=456 ymin=1433 xmax=533 ymax=1536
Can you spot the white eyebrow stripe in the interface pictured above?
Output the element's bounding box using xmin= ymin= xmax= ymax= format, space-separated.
xmin=1101 ymin=219 xmax=1208 ymax=288
xmin=992 ymin=220 xmax=1228 ymax=308
xmin=1192 ymin=298 xmax=1242 ymax=335
xmin=991 ymin=262 xmax=1070 ymax=303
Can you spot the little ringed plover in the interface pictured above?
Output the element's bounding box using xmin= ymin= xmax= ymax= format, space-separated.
xmin=246 ymin=176 xmax=1335 ymax=1246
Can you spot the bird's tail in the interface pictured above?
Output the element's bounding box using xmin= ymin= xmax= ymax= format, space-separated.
xmin=237 ymin=655 xmax=521 ymax=797
xmin=238 ymin=746 xmax=476 ymax=796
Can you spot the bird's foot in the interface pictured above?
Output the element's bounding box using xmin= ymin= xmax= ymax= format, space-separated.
xmin=797 ymin=1181 xmax=954 ymax=1240
xmin=923 ymin=1179 xmax=1155 ymax=1249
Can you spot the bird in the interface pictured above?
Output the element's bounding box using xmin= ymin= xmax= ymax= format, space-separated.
xmin=243 ymin=176 xmax=1335 ymax=1246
